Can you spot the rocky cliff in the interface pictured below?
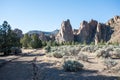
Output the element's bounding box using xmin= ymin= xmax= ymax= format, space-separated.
xmin=76 ymin=20 xmax=98 ymax=43
xmin=56 ymin=16 xmax=120 ymax=44
xmin=106 ymin=16 xmax=120 ymax=43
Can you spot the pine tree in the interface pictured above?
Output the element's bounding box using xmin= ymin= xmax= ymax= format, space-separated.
xmin=30 ymin=34 xmax=42 ymax=48
xmin=20 ymin=34 xmax=31 ymax=48
xmin=0 ymin=21 xmax=21 ymax=55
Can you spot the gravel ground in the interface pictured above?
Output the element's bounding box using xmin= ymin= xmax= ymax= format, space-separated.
xmin=0 ymin=56 xmax=34 ymax=80
xmin=0 ymin=49 xmax=119 ymax=80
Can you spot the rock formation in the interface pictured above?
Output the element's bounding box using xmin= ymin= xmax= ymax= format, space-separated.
xmin=77 ymin=21 xmax=90 ymax=43
xmin=76 ymin=20 xmax=98 ymax=43
xmin=55 ymin=17 xmax=117 ymax=44
xmin=56 ymin=19 xmax=74 ymax=43
xmin=95 ymin=23 xmax=112 ymax=44
xmin=106 ymin=15 xmax=120 ymax=43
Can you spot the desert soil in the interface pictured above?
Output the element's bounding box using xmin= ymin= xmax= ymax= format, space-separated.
xmin=0 ymin=49 xmax=119 ymax=80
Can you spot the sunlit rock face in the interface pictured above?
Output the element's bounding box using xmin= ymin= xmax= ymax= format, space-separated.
xmin=56 ymin=19 xmax=74 ymax=43
xmin=106 ymin=15 xmax=120 ymax=43
xmin=76 ymin=20 xmax=98 ymax=43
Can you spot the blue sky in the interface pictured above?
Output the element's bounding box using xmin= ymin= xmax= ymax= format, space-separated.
xmin=0 ymin=0 xmax=120 ymax=33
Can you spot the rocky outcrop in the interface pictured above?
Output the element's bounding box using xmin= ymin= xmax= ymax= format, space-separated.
xmin=76 ymin=20 xmax=98 ymax=43
xmin=56 ymin=19 xmax=74 ymax=43
xmin=77 ymin=21 xmax=90 ymax=43
xmin=55 ymin=16 xmax=120 ymax=44
xmin=106 ymin=16 xmax=120 ymax=26
xmin=106 ymin=16 xmax=120 ymax=43
xmin=89 ymin=20 xmax=98 ymax=42
xmin=56 ymin=19 xmax=112 ymax=44
xmin=95 ymin=23 xmax=112 ymax=44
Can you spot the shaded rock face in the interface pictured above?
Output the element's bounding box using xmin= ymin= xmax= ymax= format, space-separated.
xmin=73 ymin=29 xmax=79 ymax=41
xmin=74 ymin=19 xmax=112 ymax=44
xmin=89 ymin=19 xmax=98 ymax=41
xmin=95 ymin=23 xmax=112 ymax=45
xmin=56 ymin=19 xmax=74 ymax=43
xmin=76 ymin=20 xmax=98 ymax=43
xmin=106 ymin=16 xmax=120 ymax=43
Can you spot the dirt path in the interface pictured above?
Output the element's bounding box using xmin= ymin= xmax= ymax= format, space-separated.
xmin=0 ymin=49 xmax=40 ymax=80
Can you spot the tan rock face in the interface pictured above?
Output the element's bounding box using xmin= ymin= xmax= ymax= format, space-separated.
xmin=107 ymin=16 xmax=120 ymax=43
xmin=106 ymin=16 xmax=120 ymax=26
xmin=77 ymin=21 xmax=90 ymax=43
xmin=76 ymin=20 xmax=98 ymax=43
xmin=95 ymin=22 xmax=112 ymax=44
xmin=56 ymin=16 xmax=120 ymax=44
xmin=56 ymin=19 xmax=74 ymax=43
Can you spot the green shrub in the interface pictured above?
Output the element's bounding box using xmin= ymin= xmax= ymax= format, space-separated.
xmin=112 ymin=48 xmax=120 ymax=58
xmin=44 ymin=46 xmax=51 ymax=52
xmin=11 ymin=47 xmax=22 ymax=54
xmin=63 ymin=59 xmax=84 ymax=72
xmin=81 ymin=45 xmax=97 ymax=53
xmin=53 ymin=52 xmax=64 ymax=58
xmin=68 ymin=48 xmax=80 ymax=56
xmin=95 ymin=49 xmax=110 ymax=58
xmin=104 ymin=59 xmax=118 ymax=69
xmin=81 ymin=46 xmax=91 ymax=52
xmin=77 ymin=53 xmax=88 ymax=62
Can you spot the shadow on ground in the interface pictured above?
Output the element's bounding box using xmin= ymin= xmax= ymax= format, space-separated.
xmin=37 ymin=62 xmax=119 ymax=80
xmin=0 ymin=58 xmax=119 ymax=80
xmin=0 ymin=60 xmax=33 ymax=80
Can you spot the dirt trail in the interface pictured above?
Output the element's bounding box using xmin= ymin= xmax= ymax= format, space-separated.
xmin=0 ymin=49 xmax=39 ymax=80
